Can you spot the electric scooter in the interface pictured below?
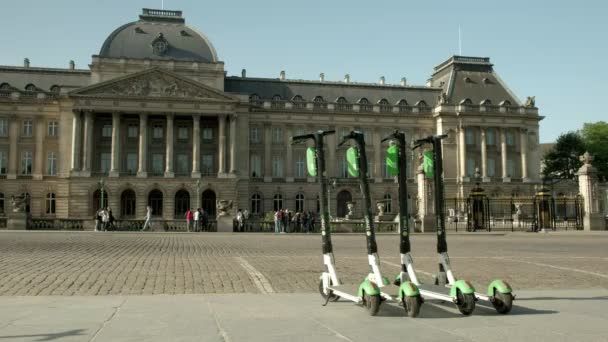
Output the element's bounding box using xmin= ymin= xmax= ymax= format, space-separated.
xmin=407 ymin=134 xmax=514 ymax=315
xmin=292 ymin=130 xmax=384 ymax=315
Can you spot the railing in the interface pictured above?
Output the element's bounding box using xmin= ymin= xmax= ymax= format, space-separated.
xmin=29 ymin=218 xmax=84 ymax=230
xmin=0 ymin=217 xmax=6 ymax=229
xmin=237 ymin=219 xmax=397 ymax=233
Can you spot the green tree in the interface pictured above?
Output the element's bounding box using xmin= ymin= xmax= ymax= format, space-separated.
xmin=580 ymin=121 xmax=608 ymax=182
xmin=542 ymin=132 xmax=586 ymax=180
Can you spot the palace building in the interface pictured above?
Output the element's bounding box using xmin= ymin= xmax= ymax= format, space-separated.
xmin=0 ymin=8 xmax=542 ymax=224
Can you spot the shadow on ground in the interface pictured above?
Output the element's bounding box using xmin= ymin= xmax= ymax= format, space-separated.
xmin=0 ymin=329 xmax=87 ymax=341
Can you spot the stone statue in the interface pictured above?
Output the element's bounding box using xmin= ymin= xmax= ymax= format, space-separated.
xmin=438 ymin=92 xmax=449 ymax=105
xmin=11 ymin=193 xmax=30 ymax=213
xmin=524 ymin=96 xmax=535 ymax=108
xmin=216 ymin=199 xmax=233 ymax=217
xmin=346 ymin=202 xmax=355 ymax=216
xmin=376 ymin=202 xmax=386 ymax=216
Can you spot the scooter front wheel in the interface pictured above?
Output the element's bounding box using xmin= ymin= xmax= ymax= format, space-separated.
xmin=363 ymin=292 xmax=381 ymax=316
xmin=403 ymin=295 xmax=422 ymax=318
xmin=318 ymin=279 xmax=340 ymax=302
xmin=492 ymin=292 xmax=513 ymax=314
xmin=456 ymin=289 xmax=476 ymax=315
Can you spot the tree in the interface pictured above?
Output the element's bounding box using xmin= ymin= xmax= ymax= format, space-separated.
xmin=542 ymin=132 xmax=586 ymax=180
xmin=580 ymin=121 xmax=608 ymax=182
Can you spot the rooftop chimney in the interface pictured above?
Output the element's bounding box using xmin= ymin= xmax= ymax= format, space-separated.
xmin=69 ymin=60 xmax=75 ymax=70
xmin=279 ymin=70 xmax=286 ymax=81
xmin=241 ymin=69 xmax=246 ymax=78
xmin=24 ymin=58 xmax=30 ymax=68
xmin=379 ymin=76 xmax=385 ymax=85
xmin=319 ymin=73 xmax=325 ymax=82
xmin=401 ymin=77 xmax=407 ymax=87
xmin=344 ymin=74 xmax=350 ymax=83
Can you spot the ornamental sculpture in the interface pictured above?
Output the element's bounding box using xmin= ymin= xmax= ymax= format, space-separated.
xmin=100 ymin=73 xmax=218 ymax=99
xmin=216 ymin=199 xmax=233 ymax=217
xmin=11 ymin=193 xmax=30 ymax=213
xmin=524 ymin=96 xmax=535 ymax=108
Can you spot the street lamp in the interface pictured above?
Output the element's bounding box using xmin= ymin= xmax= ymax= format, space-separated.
xmin=196 ymin=178 xmax=201 ymax=209
xmin=327 ymin=178 xmax=337 ymax=219
xmin=98 ymin=178 xmax=106 ymax=209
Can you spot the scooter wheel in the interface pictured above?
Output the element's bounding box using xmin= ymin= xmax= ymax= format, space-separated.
xmin=492 ymin=292 xmax=513 ymax=314
xmin=363 ymin=292 xmax=381 ymax=316
xmin=456 ymin=289 xmax=476 ymax=315
xmin=318 ymin=279 xmax=340 ymax=302
xmin=403 ymin=295 xmax=422 ymax=318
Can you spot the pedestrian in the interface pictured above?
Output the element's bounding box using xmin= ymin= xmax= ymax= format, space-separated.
xmin=185 ymin=208 xmax=193 ymax=232
xmin=107 ymin=207 xmax=115 ymax=230
xmin=274 ymin=210 xmax=280 ymax=234
xmin=194 ymin=208 xmax=201 ymax=232
xmin=200 ymin=208 xmax=208 ymax=231
xmin=101 ymin=208 xmax=110 ymax=231
xmin=243 ymin=209 xmax=250 ymax=231
xmin=309 ymin=211 xmax=316 ymax=232
xmin=94 ymin=208 xmax=102 ymax=232
xmin=281 ymin=209 xmax=288 ymax=233
xmin=141 ymin=205 xmax=152 ymax=231
xmin=236 ymin=209 xmax=244 ymax=232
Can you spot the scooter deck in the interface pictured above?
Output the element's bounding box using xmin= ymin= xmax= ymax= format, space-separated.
xmin=417 ymin=283 xmax=454 ymax=302
xmin=379 ymin=284 xmax=403 ymax=301
xmin=328 ymin=284 xmax=362 ymax=304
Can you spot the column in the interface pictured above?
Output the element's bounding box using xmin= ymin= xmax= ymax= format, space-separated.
xmin=480 ymin=127 xmax=488 ymax=182
xmin=373 ymin=128 xmax=382 ymax=182
xmin=327 ymin=126 xmax=336 ymax=178
xmin=285 ymin=125 xmax=293 ymax=181
xmin=108 ymin=112 xmax=120 ymax=177
xmin=263 ymin=124 xmax=271 ymax=181
xmin=191 ymin=114 xmax=201 ymax=178
xmin=81 ymin=111 xmax=94 ymax=176
xmin=33 ymin=118 xmax=45 ymax=180
xmin=164 ymin=114 xmax=174 ymax=178
xmin=520 ymin=128 xmax=529 ymax=181
xmin=229 ymin=114 xmax=237 ymax=175
xmin=70 ymin=110 xmax=82 ymax=174
xmin=7 ymin=115 xmax=18 ymax=179
xmin=459 ymin=125 xmax=467 ymax=181
xmin=501 ymin=128 xmax=509 ymax=182
xmin=218 ymin=114 xmax=227 ymax=176
xmin=137 ymin=113 xmax=148 ymax=178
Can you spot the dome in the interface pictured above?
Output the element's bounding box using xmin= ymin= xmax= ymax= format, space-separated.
xmin=99 ymin=9 xmax=218 ymax=63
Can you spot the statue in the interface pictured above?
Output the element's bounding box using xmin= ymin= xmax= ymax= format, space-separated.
xmin=11 ymin=193 xmax=30 ymax=213
xmin=524 ymin=96 xmax=535 ymax=108
xmin=438 ymin=92 xmax=449 ymax=105
xmin=376 ymin=202 xmax=386 ymax=216
xmin=216 ymin=199 xmax=233 ymax=217
xmin=346 ymin=202 xmax=355 ymax=216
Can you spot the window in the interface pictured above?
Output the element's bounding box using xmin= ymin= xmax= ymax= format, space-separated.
xmin=202 ymin=127 xmax=213 ymax=141
xmin=126 ymin=153 xmax=138 ymax=174
xmin=0 ymin=193 xmax=4 ymax=215
xmin=178 ymin=127 xmax=189 ymax=140
xmin=152 ymin=124 xmax=163 ymax=139
xmin=127 ymin=124 xmax=138 ymax=138
xmin=250 ymin=155 xmax=261 ymax=178
xmin=292 ymin=95 xmax=305 ymax=109
xmin=21 ymin=151 xmax=33 ymax=175
xmin=485 ymin=129 xmax=495 ymax=145
xmin=22 ymin=120 xmax=33 ymax=137
xmin=0 ymin=118 xmax=7 ymax=136
xmin=506 ymin=132 xmax=515 ymax=146
xmin=47 ymin=121 xmax=59 ymax=137
xmin=487 ymin=158 xmax=495 ymax=177
xmin=336 ymin=97 xmax=351 ymax=111
xmin=360 ymin=129 xmax=371 ymax=144
xmin=294 ymin=127 xmax=305 ymax=137
xmin=251 ymin=193 xmax=262 ymax=214
xmin=176 ymin=154 xmax=189 ymax=174
xmin=272 ymin=155 xmax=284 ymax=177
xmin=93 ymin=189 xmax=109 ymax=211
xmin=507 ymin=159 xmax=515 ymax=177
xmin=250 ymin=127 xmax=260 ymax=143
xmin=313 ymin=96 xmax=327 ymax=110
xmin=120 ymin=190 xmax=136 ymax=217
xmin=100 ymin=153 xmax=111 ymax=173
xmin=25 ymin=84 xmax=37 ymax=92
xmin=148 ymin=190 xmax=163 ymax=216
xmin=45 ymin=193 xmax=56 ymax=214
xmin=383 ymin=194 xmax=392 ymax=214
xmin=102 ymin=124 xmax=112 ymax=138
xmin=202 ymin=154 xmax=213 ymax=176
xmin=271 ymin=95 xmax=284 ymax=109
xmin=466 ymin=158 xmax=476 ymax=177
xmin=249 ymin=94 xmax=262 ymax=105
xmin=46 ymin=151 xmax=57 ymax=176
xmin=174 ymin=190 xmax=190 ymax=218
xmin=273 ymin=194 xmax=283 ymax=211
xmin=296 ymin=193 xmax=305 ymax=212
xmin=152 ymin=154 xmax=164 ymax=174
xmin=465 ymin=129 xmax=475 ymax=145
xmin=272 ymin=127 xmax=283 ymax=144
xmin=378 ymin=98 xmax=391 ymax=112
xmin=358 ymin=98 xmax=372 ymax=112
xmin=0 ymin=151 xmax=6 ymax=174
xmin=50 ymin=85 xmax=60 ymax=94
xmin=382 ymin=158 xmax=391 ymax=179
xmin=397 ymin=99 xmax=409 ymax=113
xmin=295 ymin=154 xmax=306 ymax=178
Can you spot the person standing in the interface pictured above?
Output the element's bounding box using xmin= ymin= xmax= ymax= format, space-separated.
xmin=108 ymin=208 xmax=115 ymax=231
xmin=94 ymin=208 xmax=102 ymax=232
xmin=141 ymin=205 xmax=152 ymax=231
xmin=194 ymin=208 xmax=201 ymax=232
xmin=185 ymin=208 xmax=193 ymax=232
xmin=200 ymin=208 xmax=208 ymax=231
xmin=101 ymin=208 xmax=110 ymax=231
xmin=274 ymin=210 xmax=280 ymax=234
xmin=236 ymin=209 xmax=244 ymax=232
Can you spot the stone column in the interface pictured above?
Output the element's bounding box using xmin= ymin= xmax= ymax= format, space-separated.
xmin=71 ymin=110 xmax=82 ymax=174
xmin=108 ymin=112 xmax=120 ymax=177
xmin=7 ymin=115 xmax=18 ymax=179
xmin=417 ymin=161 xmax=435 ymax=232
xmin=459 ymin=125 xmax=468 ymax=181
xmin=218 ymin=114 xmax=227 ymax=176
xmin=81 ymin=111 xmax=94 ymax=176
xmin=374 ymin=128 xmax=382 ymax=182
xmin=229 ymin=114 xmax=237 ymax=175
xmin=191 ymin=114 xmax=201 ymax=178
xmin=501 ymin=128 xmax=509 ymax=182
xmin=480 ymin=127 xmax=488 ymax=182
xmin=577 ymin=152 xmax=606 ymax=231
xmin=164 ymin=114 xmax=174 ymax=178
xmin=33 ymin=118 xmax=45 ymax=180
xmin=137 ymin=113 xmax=148 ymax=178
xmin=263 ymin=124 xmax=271 ymax=181
xmin=285 ymin=125 xmax=294 ymax=182
xmin=520 ymin=128 xmax=529 ymax=181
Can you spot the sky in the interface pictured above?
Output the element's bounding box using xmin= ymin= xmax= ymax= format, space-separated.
xmin=1 ymin=0 xmax=606 ymax=143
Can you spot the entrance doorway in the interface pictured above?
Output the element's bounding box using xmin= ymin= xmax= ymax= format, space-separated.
xmin=336 ymin=190 xmax=352 ymax=217
xmin=201 ymin=190 xmax=216 ymax=217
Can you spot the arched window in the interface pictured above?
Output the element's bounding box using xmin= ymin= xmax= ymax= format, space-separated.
xmin=249 ymin=94 xmax=262 ymax=106
xmin=45 ymin=193 xmax=56 ymax=214
xmin=271 ymin=94 xmax=284 ymax=109
xmin=292 ymin=95 xmax=305 ymax=109
xmin=273 ymin=194 xmax=283 ymax=211
xmin=174 ymin=189 xmax=190 ymax=218
xmin=120 ymin=189 xmax=136 ymax=217
xmin=250 ymin=193 xmax=262 ymax=215
xmin=397 ymin=99 xmax=409 ymax=113
xmin=0 ymin=83 xmax=11 ymax=91
xmin=313 ymin=96 xmax=327 ymax=110
xmin=295 ymin=193 xmax=305 ymax=212
xmin=24 ymin=84 xmax=37 ymax=92
xmin=0 ymin=192 xmax=5 ymax=215
xmin=50 ymin=85 xmax=60 ymax=94
xmin=336 ymin=97 xmax=351 ymax=111
xmin=201 ymin=190 xmax=216 ymax=217
xmin=378 ymin=98 xmax=391 ymax=113
xmin=93 ymin=189 xmax=109 ymax=212
xmin=148 ymin=189 xmax=163 ymax=216
xmin=499 ymin=100 xmax=512 ymax=107
xmin=459 ymin=98 xmax=473 ymax=105
xmin=383 ymin=193 xmax=392 ymax=214
xmin=358 ymin=98 xmax=372 ymax=112
xmin=480 ymin=99 xmax=492 ymax=106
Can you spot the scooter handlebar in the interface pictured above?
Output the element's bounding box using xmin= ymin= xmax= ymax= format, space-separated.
xmin=290 ymin=134 xmax=314 ymax=145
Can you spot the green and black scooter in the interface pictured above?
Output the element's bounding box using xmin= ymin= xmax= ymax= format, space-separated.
xmin=395 ymin=133 xmax=514 ymax=315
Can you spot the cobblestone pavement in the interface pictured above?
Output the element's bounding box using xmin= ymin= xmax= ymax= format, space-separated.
xmin=0 ymin=231 xmax=607 ymax=296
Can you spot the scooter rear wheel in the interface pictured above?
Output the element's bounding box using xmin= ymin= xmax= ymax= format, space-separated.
xmin=403 ymin=295 xmax=422 ymax=318
xmin=363 ymin=292 xmax=381 ymax=316
xmin=492 ymin=292 xmax=513 ymax=314
xmin=318 ymin=279 xmax=340 ymax=302
xmin=456 ymin=289 xmax=476 ymax=315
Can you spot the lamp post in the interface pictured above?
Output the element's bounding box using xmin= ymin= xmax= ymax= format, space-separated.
xmin=327 ymin=178 xmax=337 ymax=219
xmin=196 ymin=178 xmax=201 ymax=209
xmin=99 ymin=178 xmax=106 ymax=209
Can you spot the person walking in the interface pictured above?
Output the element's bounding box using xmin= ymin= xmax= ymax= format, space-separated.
xmin=101 ymin=208 xmax=110 ymax=231
xmin=193 ymin=208 xmax=201 ymax=232
xmin=236 ymin=209 xmax=244 ymax=232
xmin=107 ymin=208 xmax=115 ymax=231
xmin=94 ymin=208 xmax=102 ymax=232
xmin=274 ymin=210 xmax=280 ymax=234
xmin=185 ymin=208 xmax=193 ymax=232
xmin=141 ymin=205 xmax=152 ymax=231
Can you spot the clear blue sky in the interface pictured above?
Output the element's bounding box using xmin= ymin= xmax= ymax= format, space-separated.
xmin=1 ymin=0 xmax=606 ymax=143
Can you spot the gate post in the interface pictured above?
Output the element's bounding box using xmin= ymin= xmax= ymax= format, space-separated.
xmin=577 ymin=152 xmax=606 ymax=231
xmin=416 ymin=155 xmax=435 ymax=232
xmin=535 ymin=187 xmax=554 ymax=232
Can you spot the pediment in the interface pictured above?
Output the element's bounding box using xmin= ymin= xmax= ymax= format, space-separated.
xmin=70 ymin=68 xmax=236 ymax=102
